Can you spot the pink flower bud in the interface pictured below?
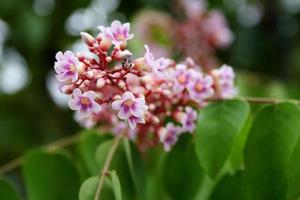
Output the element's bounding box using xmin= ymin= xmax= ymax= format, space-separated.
xmin=80 ymin=32 xmax=95 ymax=46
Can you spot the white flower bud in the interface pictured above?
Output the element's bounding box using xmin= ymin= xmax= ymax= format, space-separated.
xmin=80 ymin=32 xmax=95 ymax=46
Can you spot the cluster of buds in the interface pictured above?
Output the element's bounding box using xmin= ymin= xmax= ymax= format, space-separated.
xmin=133 ymin=0 xmax=233 ymax=70
xmin=54 ymin=20 xmax=237 ymax=151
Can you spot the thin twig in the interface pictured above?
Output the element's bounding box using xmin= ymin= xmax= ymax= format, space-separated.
xmin=0 ymin=133 xmax=81 ymax=175
xmin=0 ymin=96 xmax=299 ymax=175
xmin=208 ymin=96 xmax=300 ymax=105
xmin=94 ymin=133 xmax=124 ymax=200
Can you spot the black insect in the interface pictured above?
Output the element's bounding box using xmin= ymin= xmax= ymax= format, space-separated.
xmin=122 ymin=56 xmax=134 ymax=70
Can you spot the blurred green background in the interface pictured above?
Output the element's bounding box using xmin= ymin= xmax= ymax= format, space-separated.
xmin=1 ymin=0 xmax=300 ymax=164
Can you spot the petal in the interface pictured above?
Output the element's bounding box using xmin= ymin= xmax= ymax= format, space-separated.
xmin=127 ymin=34 xmax=134 ymax=40
xmin=71 ymin=72 xmax=79 ymax=82
xmin=111 ymin=20 xmax=122 ymax=30
xmin=117 ymin=107 xmax=131 ymax=120
xmin=90 ymin=101 xmax=101 ymax=113
xmin=84 ymin=90 xmax=96 ymax=99
xmin=72 ymin=88 xmax=82 ymax=98
xmin=68 ymin=99 xmax=81 ymax=110
xmin=55 ymin=51 xmax=64 ymax=61
xmin=112 ymin=99 xmax=122 ymax=110
xmin=97 ymin=25 xmax=106 ymax=33
xmin=122 ymin=91 xmax=134 ymax=100
xmin=128 ymin=117 xmax=137 ymax=129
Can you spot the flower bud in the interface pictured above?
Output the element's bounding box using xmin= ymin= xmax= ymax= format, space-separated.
xmin=96 ymin=78 xmax=105 ymax=88
xmin=80 ymin=32 xmax=95 ymax=46
xmin=133 ymin=57 xmax=146 ymax=70
xmin=86 ymin=71 xmax=94 ymax=79
xmin=100 ymin=37 xmax=112 ymax=50
xmin=115 ymin=49 xmax=132 ymax=60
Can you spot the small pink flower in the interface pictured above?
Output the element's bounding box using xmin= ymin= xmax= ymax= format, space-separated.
xmin=68 ymin=88 xmax=101 ymax=117
xmin=112 ymin=91 xmax=148 ymax=129
xmin=98 ymin=20 xmax=134 ymax=46
xmin=159 ymin=123 xmax=182 ymax=151
xmin=74 ymin=111 xmax=98 ymax=128
xmin=204 ymin=11 xmax=233 ymax=48
xmin=187 ymin=72 xmax=214 ymax=103
xmin=171 ymin=64 xmax=193 ymax=93
xmin=180 ymin=107 xmax=197 ymax=133
xmin=212 ymin=64 xmax=237 ymax=99
xmin=54 ymin=51 xmax=80 ymax=83
xmin=144 ymin=45 xmax=169 ymax=76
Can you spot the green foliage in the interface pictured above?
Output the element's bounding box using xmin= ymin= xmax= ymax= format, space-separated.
xmin=195 ymin=100 xmax=250 ymax=179
xmin=79 ymin=176 xmax=114 ymax=200
xmin=210 ymin=171 xmax=246 ymax=200
xmin=110 ymin=170 xmax=122 ymax=200
xmin=163 ymin=134 xmax=203 ymax=200
xmin=96 ymin=140 xmax=135 ymax=199
xmin=244 ymin=103 xmax=300 ymax=200
xmin=123 ymin=139 xmax=146 ymax=198
xmin=3 ymin=102 xmax=300 ymax=200
xmin=77 ymin=130 xmax=110 ymax=176
xmin=22 ymin=150 xmax=81 ymax=200
xmin=288 ymin=137 xmax=300 ymax=200
xmin=0 ymin=178 xmax=20 ymax=200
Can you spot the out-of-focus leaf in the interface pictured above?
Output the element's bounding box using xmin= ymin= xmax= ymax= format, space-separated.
xmin=0 ymin=178 xmax=20 ymax=200
xmin=210 ymin=171 xmax=246 ymax=200
xmin=110 ymin=170 xmax=122 ymax=200
xmin=96 ymin=140 xmax=134 ymax=199
xmin=244 ymin=103 xmax=300 ymax=200
xmin=77 ymin=130 xmax=110 ymax=176
xmin=22 ymin=150 xmax=81 ymax=200
xmin=288 ymin=137 xmax=300 ymax=200
xmin=163 ymin=134 xmax=203 ymax=200
xmin=79 ymin=176 xmax=114 ymax=200
xmin=195 ymin=100 xmax=250 ymax=179
xmin=124 ymin=139 xmax=146 ymax=198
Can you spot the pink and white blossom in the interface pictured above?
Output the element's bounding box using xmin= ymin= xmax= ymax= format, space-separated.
xmin=98 ymin=20 xmax=134 ymax=46
xmin=171 ymin=64 xmax=193 ymax=93
xmin=212 ymin=64 xmax=237 ymax=99
xmin=159 ymin=123 xmax=182 ymax=151
xmin=187 ymin=72 xmax=214 ymax=103
xmin=112 ymin=91 xmax=148 ymax=129
xmin=54 ymin=51 xmax=80 ymax=83
xmin=180 ymin=107 xmax=198 ymax=133
xmin=144 ymin=45 xmax=169 ymax=76
xmin=68 ymin=88 xmax=101 ymax=117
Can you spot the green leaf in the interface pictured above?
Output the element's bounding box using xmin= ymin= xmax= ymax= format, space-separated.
xmin=210 ymin=171 xmax=246 ymax=200
xmin=96 ymin=140 xmax=134 ymax=199
xmin=124 ymin=139 xmax=146 ymax=198
xmin=163 ymin=134 xmax=203 ymax=200
xmin=110 ymin=170 xmax=122 ymax=200
xmin=0 ymin=178 xmax=20 ymax=200
xmin=288 ymin=137 xmax=300 ymax=200
xmin=244 ymin=103 xmax=300 ymax=200
xmin=195 ymin=100 xmax=250 ymax=178
xmin=79 ymin=176 xmax=114 ymax=200
xmin=226 ymin=115 xmax=253 ymax=172
xmin=22 ymin=150 xmax=81 ymax=200
xmin=77 ymin=130 xmax=110 ymax=176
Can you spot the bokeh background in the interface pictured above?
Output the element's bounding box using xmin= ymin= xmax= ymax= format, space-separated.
xmin=1 ymin=0 xmax=300 ymax=164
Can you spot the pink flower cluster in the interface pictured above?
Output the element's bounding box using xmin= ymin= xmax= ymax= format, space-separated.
xmin=54 ymin=20 xmax=237 ymax=151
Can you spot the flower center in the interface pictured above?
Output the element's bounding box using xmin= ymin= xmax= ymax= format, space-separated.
xmin=195 ymin=82 xmax=203 ymax=92
xmin=80 ymin=97 xmax=90 ymax=106
xmin=70 ymin=64 xmax=76 ymax=72
xmin=117 ymin=34 xmax=125 ymax=41
xmin=124 ymin=99 xmax=134 ymax=107
xmin=178 ymin=74 xmax=187 ymax=84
